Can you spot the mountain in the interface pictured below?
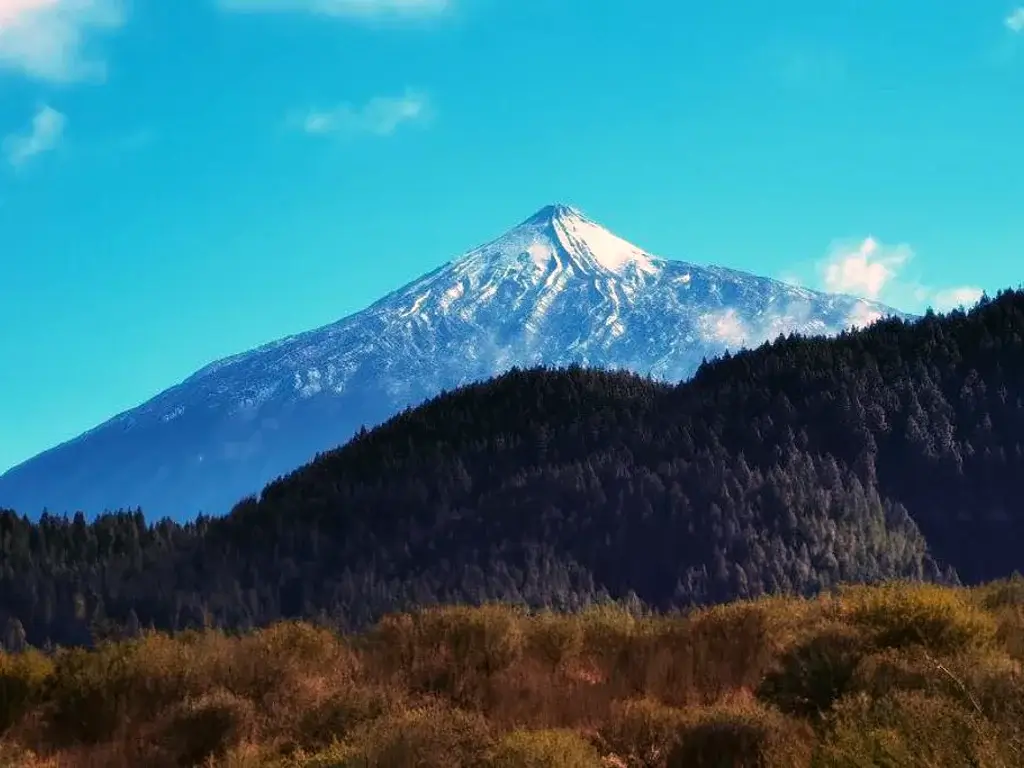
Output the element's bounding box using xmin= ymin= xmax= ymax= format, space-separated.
xmin=3 ymin=290 xmax=1024 ymax=648
xmin=0 ymin=203 xmax=902 ymax=520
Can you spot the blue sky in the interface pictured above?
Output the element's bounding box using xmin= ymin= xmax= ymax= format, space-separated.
xmin=1 ymin=0 xmax=1023 ymax=474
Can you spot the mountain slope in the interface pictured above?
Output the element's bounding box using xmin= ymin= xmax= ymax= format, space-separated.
xmin=0 ymin=204 xmax=902 ymax=519
xmin=3 ymin=289 xmax=1024 ymax=647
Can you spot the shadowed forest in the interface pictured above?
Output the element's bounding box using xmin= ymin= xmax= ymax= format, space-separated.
xmin=1 ymin=580 xmax=1023 ymax=766
xmin=2 ymin=291 xmax=1024 ymax=648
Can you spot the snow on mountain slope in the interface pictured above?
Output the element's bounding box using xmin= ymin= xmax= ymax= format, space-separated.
xmin=0 ymin=204 xmax=905 ymax=520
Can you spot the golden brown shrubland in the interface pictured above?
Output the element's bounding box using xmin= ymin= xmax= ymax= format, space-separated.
xmin=0 ymin=577 xmax=1022 ymax=767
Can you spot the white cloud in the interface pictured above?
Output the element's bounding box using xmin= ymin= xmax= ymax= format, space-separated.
xmin=846 ymin=301 xmax=884 ymax=329
xmin=219 ymin=0 xmax=449 ymax=18
xmin=1007 ymin=7 xmax=1024 ymax=32
xmin=4 ymin=104 xmax=65 ymax=166
xmin=699 ymin=308 xmax=748 ymax=346
xmin=294 ymin=90 xmax=430 ymax=137
xmin=0 ymin=0 xmax=58 ymax=24
xmin=932 ymin=286 xmax=984 ymax=312
xmin=782 ymin=236 xmax=989 ymax=315
xmin=820 ymin=236 xmax=914 ymax=299
xmin=0 ymin=0 xmax=123 ymax=82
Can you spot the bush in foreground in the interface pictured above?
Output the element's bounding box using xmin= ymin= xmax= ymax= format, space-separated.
xmin=666 ymin=701 xmax=814 ymax=768
xmin=490 ymin=728 xmax=601 ymax=768
xmin=0 ymin=580 xmax=1022 ymax=767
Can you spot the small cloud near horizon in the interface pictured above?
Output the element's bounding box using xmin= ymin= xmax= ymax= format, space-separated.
xmin=292 ymin=90 xmax=430 ymax=138
xmin=782 ymin=236 xmax=987 ymax=315
xmin=219 ymin=0 xmax=450 ymax=18
xmin=0 ymin=0 xmax=124 ymax=82
xmin=931 ymin=286 xmax=984 ymax=312
xmin=820 ymin=236 xmax=913 ymax=301
xmin=4 ymin=104 xmax=65 ymax=166
xmin=1007 ymin=7 xmax=1024 ymax=32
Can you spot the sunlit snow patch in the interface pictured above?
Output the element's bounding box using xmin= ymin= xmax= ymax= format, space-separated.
xmin=552 ymin=212 xmax=662 ymax=276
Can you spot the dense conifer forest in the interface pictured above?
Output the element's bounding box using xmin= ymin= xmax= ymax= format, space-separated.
xmin=2 ymin=290 xmax=1024 ymax=650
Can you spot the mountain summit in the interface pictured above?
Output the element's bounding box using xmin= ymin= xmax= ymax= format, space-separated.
xmin=0 ymin=205 xmax=903 ymax=519
xmin=467 ymin=202 xmax=661 ymax=279
xmin=520 ymin=202 xmax=580 ymax=224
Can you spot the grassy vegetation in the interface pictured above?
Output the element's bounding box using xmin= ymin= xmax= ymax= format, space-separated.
xmin=1 ymin=578 xmax=1022 ymax=767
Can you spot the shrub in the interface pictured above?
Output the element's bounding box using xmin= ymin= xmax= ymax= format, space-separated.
xmin=359 ymin=612 xmax=417 ymax=678
xmin=228 ymin=622 xmax=357 ymax=703
xmin=295 ymin=681 xmax=404 ymax=748
xmin=435 ymin=605 xmax=525 ymax=678
xmin=974 ymin=573 xmax=1024 ymax=611
xmin=158 ymin=688 xmax=257 ymax=767
xmin=215 ymin=740 xmax=268 ymax=767
xmin=583 ymin=600 xmax=808 ymax=708
xmin=818 ymin=690 xmax=1013 ymax=767
xmin=674 ymin=597 xmax=810 ymax=703
xmin=44 ymin=633 xmax=205 ymax=745
xmin=338 ymin=702 xmax=494 ymax=767
xmin=963 ymin=653 xmax=1024 ymax=722
xmin=598 ymin=618 xmax=687 ymax=705
xmin=0 ymin=742 xmax=59 ymax=767
xmin=2 ymin=584 xmax=1022 ymax=766
xmin=0 ymin=649 xmax=54 ymax=733
xmin=851 ymin=647 xmax=1024 ymax=740
xmin=757 ymin=624 xmax=866 ymax=720
xmin=839 ymin=582 xmax=998 ymax=654
xmin=280 ymin=742 xmax=358 ymax=767
xmin=490 ymin=728 xmax=601 ymax=768
xmin=597 ymin=698 xmax=691 ymax=768
xmin=994 ymin=605 xmax=1024 ymax=661
xmin=45 ymin=645 xmax=135 ymax=745
xmin=578 ymin=606 xmax=640 ymax=674
xmin=524 ymin=613 xmax=584 ymax=673
xmin=363 ymin=605 xmax=525 ymax=708
xmin=848 ymin=647 xmax=943 ymax=700
xmin=665 ymin=702 xmax=813 ymax=768
xmin=849 ymin=645 xmax=1020 ymax=719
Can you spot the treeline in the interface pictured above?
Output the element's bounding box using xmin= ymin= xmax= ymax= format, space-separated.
xmin=1 ymin=580 xmax=1022 ymax=767
xmin=2 ymin=290 xmax=1024 ymax=648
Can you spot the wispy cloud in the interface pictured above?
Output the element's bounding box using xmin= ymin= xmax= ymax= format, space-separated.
xmin=3 ymin=104 xmax=65 ymax=166
xmin=0 ymin=0 xmax=123 ymax=82
xmin=820 ymin=236 xmax=914 ymax=300
xmin=219 ymin=0 xmax=450 ymax=18
xmin=932 ymin=286 xmax=984 ymax=312
xmin=784 ymin=236 xmax=987 ymax=315
xmin=293 ymin=90 xmax=430 ymax=138
xmin=1007 ymin=7 xmax=1024 ymax=33
xmin=846 ymin=301 xmax=885 ymax=329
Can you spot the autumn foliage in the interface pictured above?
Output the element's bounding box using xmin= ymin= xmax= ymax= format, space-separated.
xmin=1 ymin=578 xmax=1023 ymax=767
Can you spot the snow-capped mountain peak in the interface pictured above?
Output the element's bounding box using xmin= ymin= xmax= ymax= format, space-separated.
xmin=456 ymin=203 xmax=663 ymax=281
xmin=0 ymin=204 xmax=908 ymax=520
xmin=519 ymin=202 xmax=581 ymax=225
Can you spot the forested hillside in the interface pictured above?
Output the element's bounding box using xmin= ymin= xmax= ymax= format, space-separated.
xmin=3 ymin=290 xmax=1024 ymax=650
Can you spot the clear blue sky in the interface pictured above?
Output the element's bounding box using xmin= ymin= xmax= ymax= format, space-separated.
xmin=1 ymin=0 xmax=1023 ymax=474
